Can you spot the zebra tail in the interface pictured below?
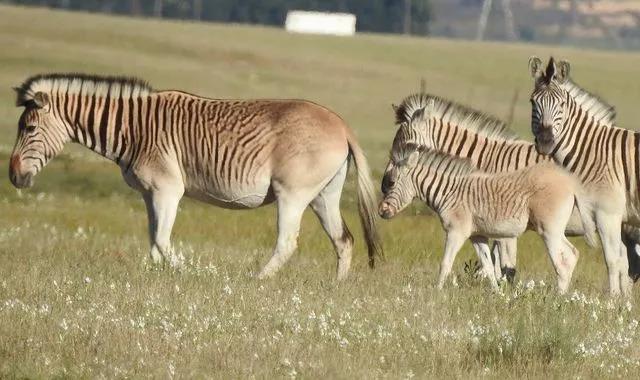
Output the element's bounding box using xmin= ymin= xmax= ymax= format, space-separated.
xmin=346 ymin=131 xmax=384 ymax=268
xmin=574 ymin=190 xmax=598 ymax=248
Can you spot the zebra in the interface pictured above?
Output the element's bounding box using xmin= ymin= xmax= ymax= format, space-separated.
xmin=378 ymin=140 xmax=587 ymax=293
xmin=8 ymin=73 xmax=382 ymax=279
xmin=528 ymin=56 xmax=637 ymax=296
xmin=388 ymin=93 xmax=600 ymax=282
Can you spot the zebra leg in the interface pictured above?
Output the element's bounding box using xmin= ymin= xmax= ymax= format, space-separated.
xmin=437 ymin=230 xmax=466 ymax=289
xmin=541 ymin=232 xmax=574 ymax=294
xmin=561 ymin=236 xmax=579 ymax=290
xmin=257 ymin=197 xmax=307 ymax=279
xmin=496 ymin=238 xmax=518 ymax=283
xmin=310 ymin=162 xmax=354 ymax=281
xmin=595 ymin=212 xmax=629 ymax=296
xmin=490 ymin=241 xmax=502 ymax=281
xmin=143 ymin=193 xmax=163 ymax=265
xmin=471 ymin=236 xmax=499 ymax=290
xmin=622 ymin=227 xmax=640 ymax=282
xmin=143 ymin=189 xmax=183 ymax=268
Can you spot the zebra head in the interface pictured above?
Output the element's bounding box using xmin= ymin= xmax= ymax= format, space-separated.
xmin=9 ymin=90 xmax=69 ymax=188
xmin=379 ymin=143 xmax=420 ymax=219
xmin=391 ymin=97 xmax=436 ymax=151
xmin=529 ymin=56 xmax=571 ymax=155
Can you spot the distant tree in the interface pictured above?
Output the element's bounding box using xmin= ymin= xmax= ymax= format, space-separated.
xmin=0 ymin=0 xmax=432 ymax=35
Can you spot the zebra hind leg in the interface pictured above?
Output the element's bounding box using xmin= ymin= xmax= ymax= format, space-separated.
xmin=541 ymin=232 xmax=576 ymax=294
xmin=143 ymin=189 xmax=184 ymax=269
xmin=496 ymin=238 xmax=518 ymax=284
xmin=310 ymin=161 xmax=353 ymax=281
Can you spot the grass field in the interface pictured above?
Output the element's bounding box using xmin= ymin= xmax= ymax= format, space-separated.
xmin=1 ymin=4 xmax=640 ymax=378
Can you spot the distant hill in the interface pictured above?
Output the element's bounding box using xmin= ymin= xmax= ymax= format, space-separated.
xmin=430 ymin=0 xmax=640 ymax=50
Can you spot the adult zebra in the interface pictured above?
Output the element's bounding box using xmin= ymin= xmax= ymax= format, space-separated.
xmin=8 ymin=73 xmax=382 ymax=279
xmin=529 ymin=57 xmax=637 ymax=296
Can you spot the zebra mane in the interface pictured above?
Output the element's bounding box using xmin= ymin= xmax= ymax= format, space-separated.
xmin=15 ymin=73 xmax=153 ymax=106
xmin=560 ymin=78 xmax=616 ymax=125
xmin=392 ymin=145 xmax=476 ymax=177
xmin=394 ymin=93 xmax=517 ymax=142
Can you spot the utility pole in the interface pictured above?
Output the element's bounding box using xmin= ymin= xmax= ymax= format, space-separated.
xmin=476 ymin=0 xmax=517 ymax=41
xmin=476 ymin=0 xmax=493 ymax=40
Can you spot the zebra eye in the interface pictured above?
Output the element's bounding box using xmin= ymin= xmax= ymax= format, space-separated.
xmin=24 ymin=125 xmax=37 ymax=133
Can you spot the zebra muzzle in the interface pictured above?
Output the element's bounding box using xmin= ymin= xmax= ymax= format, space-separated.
xmin=9 ymin=156 xmax=34 ymax=189
xmin=378 ymin=201 xmax=397 ymax=219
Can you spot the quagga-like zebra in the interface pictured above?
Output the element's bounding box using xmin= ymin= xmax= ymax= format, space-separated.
xmin=379 ymin=139 xmax=586 ymax=293
xmin=388 ymin=93 xmax=599 ymax=281
xmin=8 ymin=73 xmax=382 ymax=279
xmin=529 ymin=56 xmax=638 ymax=296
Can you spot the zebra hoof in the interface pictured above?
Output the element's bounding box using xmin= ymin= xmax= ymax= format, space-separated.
xmin=501 ymin=267 xmax=517 ymax=284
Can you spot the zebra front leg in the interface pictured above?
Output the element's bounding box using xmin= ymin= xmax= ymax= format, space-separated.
xmin=596 ymin=212 xmax=630 ymax=296
xmin=437 ymin=230 xmax=467 ymax=289
xmin=143 ymin=189 xmax=184 ymax=268
xmin=258 ymin=197 xmax=307 ymax=279
xmin=471 ymin=236 xmax=499 ymax=290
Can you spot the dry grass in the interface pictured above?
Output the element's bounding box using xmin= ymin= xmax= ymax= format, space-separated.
xmin=1 ymin=4 xmax=640 ymax=378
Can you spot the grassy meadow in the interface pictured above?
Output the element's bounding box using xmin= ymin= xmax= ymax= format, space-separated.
xmin=1 ymin=4 xmax=640 ymax=378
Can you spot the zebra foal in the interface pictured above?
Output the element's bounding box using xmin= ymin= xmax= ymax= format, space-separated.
xmin=8 ymin=73 xmax=382 ymax=279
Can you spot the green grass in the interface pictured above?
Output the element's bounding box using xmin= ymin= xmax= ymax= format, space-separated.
xmin=1 ymin=4 xmax=639 ymax=378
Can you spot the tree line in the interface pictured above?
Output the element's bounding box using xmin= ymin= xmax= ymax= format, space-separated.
xmin=2 ymin=0 xmax=432 ymax=35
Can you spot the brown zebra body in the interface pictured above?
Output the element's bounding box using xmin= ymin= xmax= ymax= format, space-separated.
xmin=9 ymin=73 xmax=382 ymax=278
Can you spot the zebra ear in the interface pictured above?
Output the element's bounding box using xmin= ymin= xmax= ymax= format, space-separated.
xmin=33 ymin=92 xmax=50 ymax=108
xmin=391 ymin=103 xmax=399 ymax=112
xmin=406 ymin=150 xmax=420 ymax=168
xmin=425 ymin=98 xmax=435 ymax=112
xmin=557 ymin=60 xmax=571 ymax=83
xmin=545 ymin=57 xmax=557 ymax=83
xmin=528 ymin=56 xmax=543 ymax=79
xmin=13 ymin=87 xmax=25 ymax=106
xmin=410 ymin=108 xmax=425 ymax=123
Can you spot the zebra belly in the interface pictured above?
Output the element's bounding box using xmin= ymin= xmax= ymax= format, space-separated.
xmin=472 ymin=216 xmax=528 ymax=238
xmin=185 ymin=183 xmax=275 ymax=209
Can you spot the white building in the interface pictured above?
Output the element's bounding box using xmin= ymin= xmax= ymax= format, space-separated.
xmin=285 ymin=10 xmax=356 ymax=36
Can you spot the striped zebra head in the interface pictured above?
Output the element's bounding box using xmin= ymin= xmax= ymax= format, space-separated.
xmin=9 ymin=82 xmax=70 ymax=188
xmin=393 ymin=98 xmax=435 ymax=149
xmin=529 ymin=56 xmax=571 ymax=155
xmin=379 ymin=143 xmax=421 ymax=219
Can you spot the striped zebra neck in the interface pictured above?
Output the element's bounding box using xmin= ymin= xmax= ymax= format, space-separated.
xmin=408 ymin=150 xmax=475 ymax=212
xmin=17 ymin=74 xmax=155 ymax=165
xmin=561 ymin=78 xmax=616 ymax=125
xmin=552 ymin=95 xmax=629 ymax=184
